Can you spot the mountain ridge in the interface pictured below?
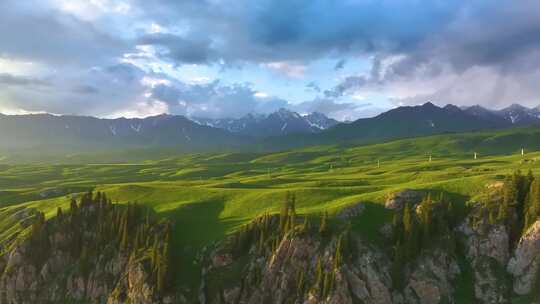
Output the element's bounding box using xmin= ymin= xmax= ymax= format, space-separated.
xmin=191 ymin=108 xmax=339 ymax=137
xmin=2 ymin=103 xmax=540 ymax=161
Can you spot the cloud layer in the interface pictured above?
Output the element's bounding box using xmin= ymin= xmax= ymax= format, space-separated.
xmin=1 ymin=0 xmax=540 ymax=120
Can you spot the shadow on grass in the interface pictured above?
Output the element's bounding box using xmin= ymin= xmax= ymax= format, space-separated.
xmin=159 ymin=197 xmax=244 ymax=291
xmin=347 ymin=202 xmax=393 ymax=244
xmin=348 ymin=189 xmax=470 ymax=244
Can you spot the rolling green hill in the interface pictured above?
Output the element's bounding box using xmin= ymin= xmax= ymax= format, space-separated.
xmin=2 ymin=125 xmax=540 ymax=297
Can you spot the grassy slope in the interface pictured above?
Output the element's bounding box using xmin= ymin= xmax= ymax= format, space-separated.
xmin=2 ymin=126 xmax=540 ymax=291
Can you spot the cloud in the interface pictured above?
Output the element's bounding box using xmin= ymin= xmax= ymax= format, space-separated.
xmin=324 ymin=1 xmax=540 ymax=109
xmin=263 ymin=61 xmax=307 ymax=78
xmin=129 ymin=0 xmax=467 ymax=66
xmin=292 ymin=97 xmax=371 ymax=120
xmin=138 ymin=33 xmax=216 ymax=65
xmin=305 ymin=81 xmax=321 ymax=93
xmin=149 ymin=81 xmax=289 ymax=118
xmin=0 ymin=0 xmax=128 ymax=67
xmin=334 ymin=59 xmax=346 ymax=70
xmin=324 ymin=76 xmax=369 ymax=98
xmin=3 ymin=0 xmax=540 ymax=119
xmin=0 ymin=73 xmax=50 ymax=87
xmin=0 ymin=63 xmax=149 ymax=116
xmin=72 ymin=84 xmax=100 ymax=95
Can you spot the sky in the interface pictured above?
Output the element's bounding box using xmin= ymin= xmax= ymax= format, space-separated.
xmin=1 ymin=0 xmax=540 ymax=121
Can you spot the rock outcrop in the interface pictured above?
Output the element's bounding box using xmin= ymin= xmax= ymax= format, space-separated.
xmin=459 ymin=215 xmax=511 ymax=304
xmin=203 ymin=213 xmax=462 ymax=304
xmin=385 ymin=190 xmax=422 ymax=210
xmin=336 ymin=202 xmax=365 ymax=220
xmin=0 ymin=194 xmax=177 ymax=304
xmin=507 ymin=220 xmax=540 ymax=295
xmin=402 ymin=250 xmax=460 ymax=304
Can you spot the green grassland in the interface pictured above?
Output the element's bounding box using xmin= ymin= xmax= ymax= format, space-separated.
xmin=2 ymin=126 xmax=540 ymax=288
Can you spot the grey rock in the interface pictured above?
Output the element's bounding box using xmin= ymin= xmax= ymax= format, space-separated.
xmin=385 ymin=189 xmax=421 ymax=210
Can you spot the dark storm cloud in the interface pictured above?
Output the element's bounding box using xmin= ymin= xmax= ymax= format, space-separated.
xmin=326 ymin=0 xmax=540 ymax=102
xmin=138 ymin=33 xmax=216 ymax=65
xmin=133 ymin=0 xmax=466 ymax=65
xmin=2 ymin=0 xmax=540 ymax=118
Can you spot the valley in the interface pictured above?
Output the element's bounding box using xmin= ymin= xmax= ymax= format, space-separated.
xmin=2 ymin=126 xmax=540 ymax=302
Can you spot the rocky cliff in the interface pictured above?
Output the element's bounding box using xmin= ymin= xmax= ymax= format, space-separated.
xmin=3 ymin=185 xmax=540 ymax=303
xmin=0 ymin=192 xmax=178 ymax=304
xmin=200 ymin=188 xmax=540 ymax=304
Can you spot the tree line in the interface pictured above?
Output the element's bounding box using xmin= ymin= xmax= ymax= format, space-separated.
xmin=27 ymin=191 xmax=174 ymax=294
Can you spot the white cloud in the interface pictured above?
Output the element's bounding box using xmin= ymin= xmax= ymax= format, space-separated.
xmin=54 ymin=0 xmax=131 ymax=21
xmin=264 ymin=61 xmax=307 ymax=78
xmin=0 ymin=106 xmax=48 ymax=115
xmin=187 ymin=76 xmax=212 ymax=85
xmin=0 ymin=58 xmax=49 ymax=76
xmin=141 ymin=76 xmax=171 ymax=88
xmin=149 ymin=22 xmax=165 ymax=34
xmin=254 ymin=91 xmax=269 ymax=98
xmin=108 ymin=100 xmax=169 ymax=118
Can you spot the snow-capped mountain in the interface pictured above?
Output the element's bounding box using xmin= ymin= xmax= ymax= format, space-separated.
xmin=191 ymin=109 xmax=339 ymax=137
xmin=0 ymin=113 xmax=251 ymax=153
xmin=463 ymin=104 xmax=540 ymax=125
xmin=495 ymin=104 xmax=540 ymax=125
xmin=2 ymin=102 xmax=540 ymax=160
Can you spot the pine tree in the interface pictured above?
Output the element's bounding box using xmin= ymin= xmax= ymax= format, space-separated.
xmin=70 ymin=198 xmax=78 ymax=213
xmin=280 ymin=192 xmax=291 ymax=231
xmin=322 ymin=272 xmax=334 ymax=299
xmin=392 ymin=211 xmax=404 ymax=244
xmin=258 ymin=230 xmax=265 ymax=253
xmin=290 ymin=194 xmax=297 ymax=227
xmin=315 ymin=256 xmax=323 ymax=289
xmin=151 ymin=238 xmax=159 ymax=270
xmin=319 ymin=211 xmax=329 ymax=235
xmin=334 ymin=235 xmax=343 ymax=270
xmin=120 ymin=210 xmax=129 ymax=251
xmin=302 ymin=216 xmax=310 ymax=233
xmin=403 ymin=203 xmax=419 ymax=259
xmin=56 ymin=207 xmax=63 ymax=221
xmin=134 ymin=227 xmax=141 ymax=250
xmin=420 ymin=194 xmax=434 ymax=243
xmin=525 ymin=178 xmax=540 ymax=230
xmin=498 ymin=176 xmax=514 ymax=222
xmin=297 ymin=269 xmax=305 ymax=298
xmin=403 ymin=203 xmax=413 ymax=235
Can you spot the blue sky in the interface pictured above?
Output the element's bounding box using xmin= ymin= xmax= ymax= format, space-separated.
xmin=1 ymin=0 xmax=540 ymax=120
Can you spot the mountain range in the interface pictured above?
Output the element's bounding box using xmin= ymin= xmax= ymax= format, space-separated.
xmin=1 ymin=103 xmax=539 ymax=161
xmin=191 ymin=109 xmax=339 ymax=137
xmin=260 ymin=102 xmax=540 ymax=149
xmin=0 ymin=113 xmax=251 ymax=154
